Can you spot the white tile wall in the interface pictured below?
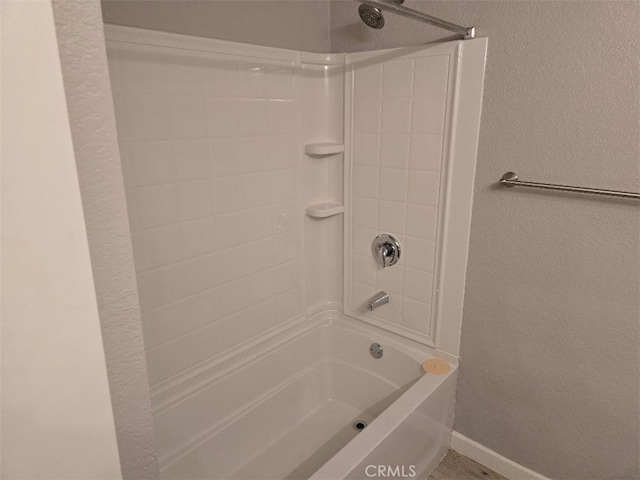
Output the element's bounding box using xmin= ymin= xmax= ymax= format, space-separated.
xmin=349 ymin=53 xmax=450 ymax=338
xmin=108 ymin=44 xmax=302 ymax=388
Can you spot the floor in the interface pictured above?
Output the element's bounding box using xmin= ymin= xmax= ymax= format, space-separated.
xmin=429 ymin=450 xmax=508 ymax=480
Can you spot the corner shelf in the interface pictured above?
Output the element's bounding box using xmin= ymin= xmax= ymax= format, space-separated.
xmin=305 ymin=202 xmax=344 ymax=219
xmin=304 ymin=143 xmax=345 ymax=156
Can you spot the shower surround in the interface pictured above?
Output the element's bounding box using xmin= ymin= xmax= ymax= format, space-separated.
xmin=106 ymin=25 xmax=486 ymax=479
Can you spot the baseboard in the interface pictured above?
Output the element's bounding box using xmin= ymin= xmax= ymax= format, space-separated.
xmin=450 ymin=431 xmax=551 ymax=480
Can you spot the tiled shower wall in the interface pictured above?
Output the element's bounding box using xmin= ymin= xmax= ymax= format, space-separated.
xmin=107 ymin=42 xmax=302 ymax=389
xmin=347 ymin=51 xmax=451 ymax=344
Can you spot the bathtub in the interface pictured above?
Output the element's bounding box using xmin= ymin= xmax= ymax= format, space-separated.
xmin=154 ymin=312 xmax=457 ymax=480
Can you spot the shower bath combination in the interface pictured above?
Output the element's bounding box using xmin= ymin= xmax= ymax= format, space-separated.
xmin=103 ymin=1 xmax=486 ymax=478
xmin=7 ymin=1 xmax=639 ymax=479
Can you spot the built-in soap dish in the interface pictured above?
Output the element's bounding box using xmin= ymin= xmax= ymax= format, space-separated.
xmin=304 ymin=143 xmax=345 ymax=156
xmin=305 ymin=202 xmax=344 ymax=219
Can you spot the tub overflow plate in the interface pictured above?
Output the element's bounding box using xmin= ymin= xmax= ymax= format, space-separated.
xmin=369 ymin=343 xmax=383 ymax=359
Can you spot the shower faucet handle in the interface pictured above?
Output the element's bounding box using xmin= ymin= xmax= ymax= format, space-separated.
xmin=371 ymin=234 xmax=401 ymax=268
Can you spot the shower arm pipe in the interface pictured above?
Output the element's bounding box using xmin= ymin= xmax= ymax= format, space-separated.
xmin=356 ymin=0 xmax=475 ymax=39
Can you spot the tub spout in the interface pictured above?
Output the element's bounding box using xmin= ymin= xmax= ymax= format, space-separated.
xmin=368 ymin=291 xmax=389 ymax=311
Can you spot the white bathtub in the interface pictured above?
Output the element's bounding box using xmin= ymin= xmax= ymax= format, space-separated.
xmin=156 ymin=312 xmax=457 ymax=480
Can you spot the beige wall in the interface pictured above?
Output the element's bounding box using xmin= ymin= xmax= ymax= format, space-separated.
xmin=332 ymin=2 xmax=640 ymax=479
xmin=101 ymin=0 xmax=331 ymax=53
xmin=51 ymin=1 xmax=159 ymax=478
xmin=1 ymin=1 xmax=122 ymax=477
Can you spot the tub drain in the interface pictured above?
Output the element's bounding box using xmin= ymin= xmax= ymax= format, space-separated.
xmin=353 ymin=420 xmax=368 ymax=432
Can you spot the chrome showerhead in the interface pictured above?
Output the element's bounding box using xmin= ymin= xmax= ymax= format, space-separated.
xmin=358 ymin=0 xmax=405 ymax=29
xmin=358 ymin=4 xmax=385 ymax=29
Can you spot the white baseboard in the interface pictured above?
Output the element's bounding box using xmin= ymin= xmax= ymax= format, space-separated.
xmin=450 ymin=431 xmax=551 ymax=480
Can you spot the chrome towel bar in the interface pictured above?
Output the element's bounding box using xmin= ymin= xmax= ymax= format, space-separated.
xmin=499 ymin=172 xmax=640 ymax=200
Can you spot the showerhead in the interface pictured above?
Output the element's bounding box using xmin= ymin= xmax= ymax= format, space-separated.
xmin=358 ymin=4 xmax=385 ymax=29
xmin=358 ymin=0 xmax=405 ymax=29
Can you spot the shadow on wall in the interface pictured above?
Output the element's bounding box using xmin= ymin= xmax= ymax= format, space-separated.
xmin=101 ymin=0 xmax=332 ymax=52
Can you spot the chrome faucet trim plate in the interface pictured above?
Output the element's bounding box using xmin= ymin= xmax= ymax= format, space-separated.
xmin=371 ymin=233 xmax=401 ymax=268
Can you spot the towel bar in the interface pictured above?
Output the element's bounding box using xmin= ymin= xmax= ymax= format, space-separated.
xmin=499 ymin=172 xmax=640 ymax=200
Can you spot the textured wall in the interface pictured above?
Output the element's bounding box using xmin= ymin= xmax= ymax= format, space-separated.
xmin=51 ymin=1 xmax=159 ymax=478
xmin=101 ymin=0 xmax=331 ymax=53
xmin=2 ymin=1 xmax=121 ymax=477
xmin=332 ymin=2 xmax=640 ymax=479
